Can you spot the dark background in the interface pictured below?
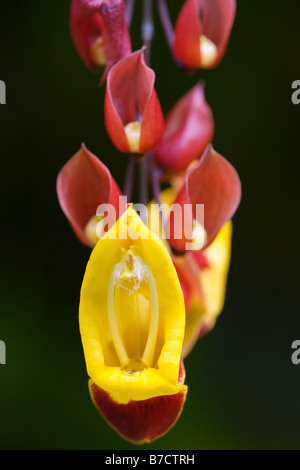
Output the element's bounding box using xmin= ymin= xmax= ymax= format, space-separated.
xmin=0 ymin=0 xmax=300 ymax=449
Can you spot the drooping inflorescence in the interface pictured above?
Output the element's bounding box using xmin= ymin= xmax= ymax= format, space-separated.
xmin=57 ymin=0 xmax=241 ymax=444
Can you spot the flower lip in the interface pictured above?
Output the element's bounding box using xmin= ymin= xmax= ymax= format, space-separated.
xmin=89 ymin=375 xmax=187 ymax=444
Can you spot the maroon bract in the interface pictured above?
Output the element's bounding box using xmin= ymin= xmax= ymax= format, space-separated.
xmin=70 ymin=0 xmax=131 ymax=81
xmin=154 ymin=84 xmax=214 ymax=173
xmin=173 ymin=0 xmax=236 ymax=69
xmin=104 ymin=49 xmax=165 ymax=154
xmin=58 ymin=0 xmax=242 ymax=445
xmin=56 ymin=145 xmax=125 ymax=247
xmin=167 ymin=145 xmax=241 ymax=253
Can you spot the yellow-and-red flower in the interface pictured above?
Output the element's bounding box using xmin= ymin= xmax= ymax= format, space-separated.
xmin=80 ymin=207 xmax=187 ymax=443
xmin=57 ymin=0 xmax=242 ymax=445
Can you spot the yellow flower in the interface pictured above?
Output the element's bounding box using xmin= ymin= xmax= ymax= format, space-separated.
xmin=79 ymin=206 xmax=187 ymax=405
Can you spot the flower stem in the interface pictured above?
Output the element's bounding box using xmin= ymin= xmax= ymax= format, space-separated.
xmin=148 ymin=153 xmax=167 ymax=227
xmin=148 ymin=153 xmax=161 ymax=205
xmin=123 ymin=156 xmax=136 ymax=202
xmin=157 ymin=0 xmax=174 ymax=51
xmin=142 ymin=0 xmax=154 ymax=66
xmin=139 ymin=157 xmax=149 ymax=221
xmin=157 ymin=0 xmax=184 ymax=68
xmin=125 ymin=0 xmax=135 ymax=27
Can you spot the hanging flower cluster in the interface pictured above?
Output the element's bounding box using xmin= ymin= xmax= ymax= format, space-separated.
xmin=57 ymin=0 xmax=241 ymax=444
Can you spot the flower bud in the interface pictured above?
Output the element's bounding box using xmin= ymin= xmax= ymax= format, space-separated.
xmin=154 ymin=84 xmax=214 ymax=173
xmin=70 ymin=0 xmax=131 ymax=81
xmin=56 ymin=145 xmax=126 ymax=247
xmin=173 ymin=0 xmax=236 ymax=69
xmin=167 ymin=145 xmax=241 ymax=254
xmin=104 ymin=49 xmax=165 ymax=154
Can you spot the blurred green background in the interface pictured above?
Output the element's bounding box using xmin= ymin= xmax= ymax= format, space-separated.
xmin=0 ymin=0 xmax=300 ymax=450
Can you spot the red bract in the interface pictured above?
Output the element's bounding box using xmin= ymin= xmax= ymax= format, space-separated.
xmin=70 ymin=0 xmax=131 ymax=82
xmin=173 ymin=0 xmax=236 ymax=69
xmin=167 ymin=145 xmax=241 ymax=253
xmin=56 ymin=145 xmax=125 ymax=247
xmin=89 ymin=361 xmax=187 ymax=444
xmin=104 ymin=49 xmax=165 ymax=154
xmin=154 ymin=84 xmax=214 ymax=173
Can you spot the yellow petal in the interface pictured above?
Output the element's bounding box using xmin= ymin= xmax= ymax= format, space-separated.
xmin=201 ymin=220 xmax=232 ymax=316
xmin=182 ymin=221 xmax=232 ymax=357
